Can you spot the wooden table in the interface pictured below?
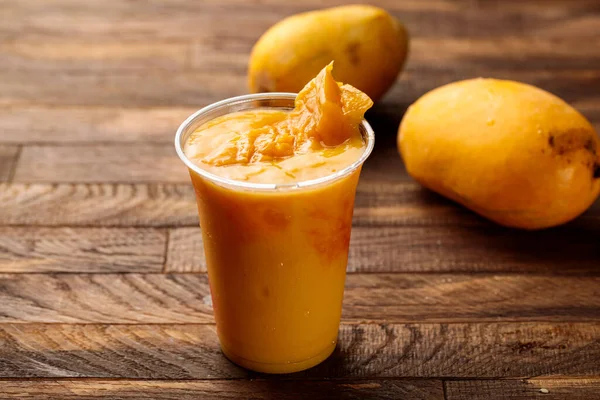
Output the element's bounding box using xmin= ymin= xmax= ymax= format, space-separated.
xmin=1 ymin=1 xmax=599 ymax=399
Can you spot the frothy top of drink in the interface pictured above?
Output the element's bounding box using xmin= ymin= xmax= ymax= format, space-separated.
xmin=184 ymin=63 xmax=373 ymax=184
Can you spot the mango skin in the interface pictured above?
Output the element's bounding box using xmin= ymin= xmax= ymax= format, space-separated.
xmin=248 ymin=5 xmax=409 ymax=102
xmin=398 ymin=78 xmax=600 ymax=229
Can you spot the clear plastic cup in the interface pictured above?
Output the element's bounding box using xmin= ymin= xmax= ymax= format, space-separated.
xmin=175 ymin=93 xmax=374 ymax=373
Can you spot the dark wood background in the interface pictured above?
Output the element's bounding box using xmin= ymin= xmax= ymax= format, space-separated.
xmin=1 ymin=1 xmax=599 ymax=399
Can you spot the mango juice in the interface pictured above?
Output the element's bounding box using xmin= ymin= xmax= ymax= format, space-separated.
xmin=175 ymin=64 xmax=374 ymax=373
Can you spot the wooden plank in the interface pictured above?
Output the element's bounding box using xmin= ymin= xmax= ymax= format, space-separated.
xmin=574 ymin=100 xmax=600 ymax=127
xmin=394 ymin=69 xmax=600 ymax=108
xmin=409 ymin=38 xmax=600 ymax=70
xmin=1 ymin=67 xmax=599 ymax=107
xmin=12 ymin=129 xmax=600 ymax=182
xmin=0 ymin=0 xmax=281 ymax=42
xmin=0 ymin=323 xmax=598 ymax=378
xmin=446 ymin=379 xmax=600 ymax=400
xmin=1 ymin=273 xmax=599 ymax=324
xmin=0 ymin=273 xmax=214 ymax=324
xmin=346 ymin=224 xmax=600 ymax=274
xmin=1 ymin=183 xmax=599 ymax=228
xmin=0 ymin=183 xmax=199 ymax=227
xmin=191 ymin=40 xmax=261 ymax=74
xmin=166 ymin=227 xmax=206 ymax=273
xmin=0 ymin=145 xmax=19 ymax=182
xmin=0 ymin=38 xmax=249 ymax=74
xmin=3 ymin=100 xmax=593 ymax=148
xmin=165 ymin=223 xmax=600 ymax=274
xmin=3 ymin=101 xmax=591 ymax=149
xmin=2 ymin=37 xmax=597 ymax=76
xmin=0 ymin=379 xmax=443 ymax=399
xmin=0 ymin=107 xmax=197 ymax=144
xmin=397 ymin=1 xmax=600 ymax=41
xmin=13 ymin=145 xmax=189 ymax=183
xmin=341 ymin=274 xmax=600 ymax=323
xmin=0 ymin=70 xmax=245 ymax=107
xmin=2 ymin=0 xmax=598 ymax=41
xmin=12 ymin=144 xmax=413 ymax=184
xmin=352 ymin=182 xmax=600 ymax=228
xmin=0 ymin=227 xmax=165 ymax=273
xmin=0 ymin=39 xmax=189 ymax=72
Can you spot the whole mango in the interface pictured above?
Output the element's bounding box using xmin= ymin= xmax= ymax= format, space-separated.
xmin=248 ymin=5 xmax=409 ymax=102
xmin=398 ymin=78 xmax=600 ymax=229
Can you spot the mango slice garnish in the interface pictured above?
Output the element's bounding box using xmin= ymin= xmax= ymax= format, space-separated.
xmin=203 ymin=62 xmax=373 ymax=166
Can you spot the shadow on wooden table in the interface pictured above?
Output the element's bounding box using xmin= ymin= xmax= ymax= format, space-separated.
xmin=406 ymin=187 xmax=600 ymax=275
xmin=247 ymin=345 xmax=441 ymax=398
xmin=360 ymin=101 xmax=600 ymax=276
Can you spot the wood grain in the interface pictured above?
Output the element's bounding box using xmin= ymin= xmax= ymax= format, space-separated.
xmin=2 ymin=37 xmax=598 ymax=77
xmin=0 ymin=70 xmax=245 ymax=107
xmin=2 ymin=0 xmax=599 ymax=41
xmin=12 ymin=139 xmax=600 ymax=185
xmin=409 ymin=38 xmax=600 ymax=71
xmin=394 ymin=69 xmax=600 ymax=108
xmin=352 ymin=182 xmax=600 ymax=229
xmin=0 ymin=106 xmax=196 ymax=144
xmin=0 ymin=39 xmax=190 ymax=73
xmin=0 ymin=145 xmax=19 ymax=182
xmin=165 ymin=224 xmax=600 ymax=275
xmin=341 ymin=274 xmax=600 ymax=323
xmin=346 ymin=224 xmax=600 ymax=274
xmin=0 ymin=0 xmax=281 ymax=42
xmin=166 ymin=228 xmax=206 ymax=273
xmin=1 ymin=273 xmax=599 ymax=324
xmin=1 ymin=0 xmax=599 ymax=393
xmin=0 ymin=323 xmax=598 ymax=378
xmin=0 ymin=379 xmax=443 ymax=400
xmin=446 ymin=378 xmax=600 ymax=400
xmin=0 ymin=274 xmax=213 ymax=324
xmin=2 ymin=68 xmax=599 ymax=108
xmin=0 ymin=183 xmax=199 ymax=227
xmin=13 ymin=145 xmax=189 ymax=183
xmin=2 ymin=102 xmax=590 ymax=148
xmin=3 ymin=380 xmax=600 ymax=400
xmin=1 ymin=182 xmax=598 ymax=228
xmin=0 ymin=38 xmax=249 ymax=74
xmin=11 ymin=144 xmax=414 ymax=184
xmin=0 ymin=216 xmax=595 ymax=275
xmin=0 ymin=227 xmax=165 ymax=273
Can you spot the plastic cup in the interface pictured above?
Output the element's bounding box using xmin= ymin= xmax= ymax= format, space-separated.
xmin=175 ymin=93 xmax=374 ymax=373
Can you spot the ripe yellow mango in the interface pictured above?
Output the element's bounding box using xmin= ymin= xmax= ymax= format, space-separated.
xmin=248 ymin=5 xmax=409 ymax=102
xmin=398 ymin=78 xmax=600 ymax=229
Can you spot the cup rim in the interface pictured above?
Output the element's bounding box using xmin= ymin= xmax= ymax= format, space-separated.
xmin=174 ymin=92 xmax=375 ymax=191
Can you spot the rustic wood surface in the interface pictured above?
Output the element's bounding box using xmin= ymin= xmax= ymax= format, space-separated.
xmin=0 ymin=0 xmax=599 ymax=399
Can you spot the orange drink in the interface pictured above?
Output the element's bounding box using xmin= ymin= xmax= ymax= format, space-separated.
xmin=175 ymin=64 xmax=374 ymax=373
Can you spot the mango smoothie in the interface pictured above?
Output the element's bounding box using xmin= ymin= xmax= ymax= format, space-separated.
xmin=175 ymin=63 xmax=374 ymax=373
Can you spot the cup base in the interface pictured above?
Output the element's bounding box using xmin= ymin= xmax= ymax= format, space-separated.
xmin=221 ymin=342 xmax=336 ymax=374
